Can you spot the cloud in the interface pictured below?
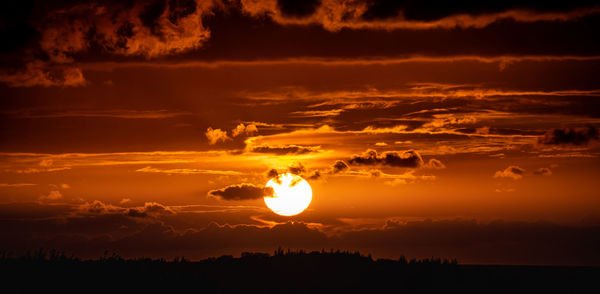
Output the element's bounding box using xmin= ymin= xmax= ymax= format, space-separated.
xmin=249 ymin=144 xmax=321 ymax=155
xmin=241 ymin=0 xmax=600 ymax=31
xmin=136 ymin=166 xmax=243 ymax=175
xmin=421 ymin=114 xmax=478 ymax=129
xmin=268 ymin=161 xmax=342 ymax=181
xmin=74 ymin=200 xmax=176 ymax=219
xmin=349 ymin=149 xmax=424 ymax=168
xmin=38 ymin=190 xmax=63 ymax=201
xmin=41 ymin=0 xmax=212 ymax=59
xmin=424 ymin=159 xmax=446 ymax=169
xmin=232 ymin=123 xmax=258 ymax=137
xmin=0 ymin=183 xmax=37 ymax=188
xmin=78 ymin=200 xmax=125 ymax=214
xmin=127 ymin=202 xmax=175 ymax=218
xmin=206 ymin=127 xmax=231 ymax=145
xmin=0 ymin=151 xmax=232 ymax=172
xmin=13 ymin=167 xmax=72 ymax=174
xmin=140 ymin=202 xmax=175 ymax=214
xmin=307 ymin=170 xmax=321 ymax=180
xmin=266 ymin=168 xmax=280 ymax=179
xmin=534 ymin=167 xmax=552 ymax=176
xmin=288 ymin=162 xmax=306 ymax=175
xmin=2 ymin=0 xmax=600 ymax=88
xmin=538 ymin=126 xmax=599 ymax=146
xmin=1 ymin=0 xmax=213 ymax=87
xmin=331 ymin=160 xmax=349 ymax=173
xmin=0 ymin=62 xmax=87 ymax=87
xmin=359 ymin=0 xmax=598 ymax=22
xmin=494 ymin=166 xmax=526 ymax=180
xmin=264 ymin=159 xmax=355 ymax=182
xmin=208 ymin=183 xmax=274 ymax=201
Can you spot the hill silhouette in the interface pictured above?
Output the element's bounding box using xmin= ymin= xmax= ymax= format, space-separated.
xmin=1 ymin=248 xmax=598 ymax=293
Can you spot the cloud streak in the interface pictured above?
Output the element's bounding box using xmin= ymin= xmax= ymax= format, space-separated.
xmin=135 ymin=166 xmax=243 ymax=176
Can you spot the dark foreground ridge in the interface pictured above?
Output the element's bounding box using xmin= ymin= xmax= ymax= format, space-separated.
xmin=1 ymin=248 xmax=598 ymax=293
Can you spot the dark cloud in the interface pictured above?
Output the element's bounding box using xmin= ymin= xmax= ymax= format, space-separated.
xmin=331 ymin=160 xmax=349 ymax=173
xmin=2 ymin=1 xmax=600 ymax=87
xmin=208 ymin=183 xmax=274 ymax=201
xmin=307 ymin=170 xmax=321 ymax=180
xmin=266 ymin=168 xmax=279 ymax=179
xmin=250 ymin=144 xmax=320 ymax=155
xmin=288 ymin=162 xmax=306 ymax=175
xmin=361 ymin=0 xmax=599 ymax=21
xmin=538 ymin=126 xmax=599 ymax=146
xmin=265 ymin=162 xmax=318 ymax=183
xmin=349 ymin=149 xmax=424 ymax=168
xmin=127 ymin=202 xmax=175 ymax=218
xmin=126 ymin=209 xmax=148 ymax=218
xmin=277 ymin=0 xmax=321 ymax=17
xmin=0 ymin=0 xmax=212 ymax=87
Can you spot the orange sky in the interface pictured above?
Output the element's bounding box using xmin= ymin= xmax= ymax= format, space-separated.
xmin=1 ymin=0 xmax=599 ymax=265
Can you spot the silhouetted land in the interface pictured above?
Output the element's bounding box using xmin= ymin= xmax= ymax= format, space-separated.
xmin=1 ymin=249 xmax=598 ymax=293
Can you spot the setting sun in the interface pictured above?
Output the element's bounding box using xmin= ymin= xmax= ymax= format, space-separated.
xmin=264 ymin=173 xmax=312 ymax=216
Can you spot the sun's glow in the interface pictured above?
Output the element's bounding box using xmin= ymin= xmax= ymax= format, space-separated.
xmin=264 ymin=173 xmax=312 ymax=216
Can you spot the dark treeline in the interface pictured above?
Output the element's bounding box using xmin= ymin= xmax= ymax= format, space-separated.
xmin=0 ymin=248 xmax=598 ymax=293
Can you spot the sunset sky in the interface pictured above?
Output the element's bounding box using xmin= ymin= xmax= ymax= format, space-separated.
xmin=1 ymin=0 xmax=599 ymax=265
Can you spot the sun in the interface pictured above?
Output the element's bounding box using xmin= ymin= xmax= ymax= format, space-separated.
xmin=264 ymin=173 xmax=312 ymax=216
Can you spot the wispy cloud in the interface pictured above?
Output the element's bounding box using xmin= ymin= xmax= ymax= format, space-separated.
xmin=0 ymin=183 xmax=37 ymax=187
xmin=135 ymin=166 xmax=244 ymax=176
